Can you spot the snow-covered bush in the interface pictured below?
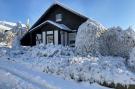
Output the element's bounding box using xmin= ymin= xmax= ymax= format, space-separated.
xmin=2 ymin=42 xmax=135 ymax=87
xmin=128 ymin=47 xmax=135 ymax=70
xmin=29 ymin=44 xmax=74 ymax=57
xmin=12 ymin=22 xmax=27 ymax=37
xmin=75 ymin=19 xmax=106 ymax=55
xmin=5 ymin=31 xmax=14 ymax=47
xmin=0 ymin=48 xmax=8 ymax=57
xmin=11 ymin=22 xmax=26 ymax=49
xmin=12 ymin=35 xmax=21 ymax=49
xmin=21 ymin=53 xmax=135 ymax=86
xmin=99 ymin=27 xmax=135 ymax=58
xmin=0 ymin=32 xmax=5 ymax=42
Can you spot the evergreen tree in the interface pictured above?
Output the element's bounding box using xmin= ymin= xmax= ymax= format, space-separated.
xmin=26 ymin=18 xmax=30 ymax=30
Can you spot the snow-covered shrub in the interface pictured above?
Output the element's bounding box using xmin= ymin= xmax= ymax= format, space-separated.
xmin=128 ymin=47 xmax=135 ymax=70
xmin=0 ymin=48 xmax=8 ymax=57
xmin=99 ymin=27 xmax=135 ymax=58
xmin=12 ymin=35 xmax=21 ymax=49
xmin=11 ymin=22 xmax=26 ymax=49
xmin=26 ymin=54 xmax=135 ymax=85
xmin=5 ymin=31 xmax=14 ymax=47
xmin=75 ymin=19 xmax=106 ymax=55
xmin=12 ymin=22 xmax=27 ymax=37
xmin=4 ymin=42 xmax=135 ymax=86
xmin=0 ymin=42 xmax=7 ymax=47
xmin=0 ymin=32 xmax=5 ymax=42
xmin=29 ymin=44 xmax=74 ymax=57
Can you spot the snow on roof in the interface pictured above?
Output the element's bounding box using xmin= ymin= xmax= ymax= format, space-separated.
xmin=2 ymin=21 xmax=16 ymax=26
xmin=46 ymin=20 xmax=72 ymax=31
xmin=0 ymin=21 xmax=26 ymax=28
xmin=0 ymin=25 xmax=12 ymax=30
xmin=29 ymin=20 xmax=72 ymax=32
xmin=54 ymin=2 xmax=88 ymax=19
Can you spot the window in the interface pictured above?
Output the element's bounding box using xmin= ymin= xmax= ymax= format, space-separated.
xmin=47 ymin=31 xmax=53 ymax=35
xmin=68 ymin=33 xmax=76 ymax=47
xmin=47 ymin=35 xmax=53 ymax=43
xmin=46 ymin=31 xmax=54 ymax=44
xmin=56 ymin=14 xmax=62 ymax=22
xmin=70 ymin=40 xmax=75 ymax=44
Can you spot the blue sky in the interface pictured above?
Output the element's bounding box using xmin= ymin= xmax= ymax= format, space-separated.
xmin=0 ymin=0 xmax=135 ymax=29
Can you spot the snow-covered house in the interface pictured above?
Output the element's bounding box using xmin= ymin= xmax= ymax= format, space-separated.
xmin=20 ymin=2 xmax=88 ymax=47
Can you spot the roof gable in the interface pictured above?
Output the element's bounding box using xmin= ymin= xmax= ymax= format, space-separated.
xmin=30 ymin=2 xmax=88 ymax=30
xmin=29 ymin=20 xmax=72 ymax=32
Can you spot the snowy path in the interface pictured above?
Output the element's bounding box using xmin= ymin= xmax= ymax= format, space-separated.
xmin=0 ymin=69 xmax=39 ymax=89
xmin=0 ymin=60 xmax=112 ymax=89
xmin=0 ymin=60 xmax=58 ymax=89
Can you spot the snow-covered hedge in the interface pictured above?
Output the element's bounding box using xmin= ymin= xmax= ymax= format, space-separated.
xmin=2 ymin=43 xmax=135 ymax=87
xmin=29 ymin=44 xmax=74 ymax=57
xmin=128 ymin=47 xmax=135 ymax=70
xmin=11 ymin=22 xmax=27 ymax=49
xmin=75 ymin=19 xmax=106 ymax=55
xmin=99 ymin=27 xmax=135 ymax=58
xmin=12 ymin=35 xmax=21 ymax=49
xmin=75 ymin=20 xmax=135 ymax=58
xmin=14 ymin=47 xmax=135 ymax=86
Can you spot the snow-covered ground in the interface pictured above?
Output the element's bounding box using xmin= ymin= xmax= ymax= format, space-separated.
xmin=0 ymin=59 xmax=111 ymax=89
xmin=0 ymin=69 xmax=38 ymax=89
xmin=0 ymin=44 xmax=135 ymax=89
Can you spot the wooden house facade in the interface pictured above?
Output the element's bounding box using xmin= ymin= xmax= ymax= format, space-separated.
xmin=20 ymin=2 xmax=88 ymax=47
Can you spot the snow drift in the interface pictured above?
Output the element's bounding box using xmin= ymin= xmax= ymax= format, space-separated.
xmin=75 ymin=19 xmax=106 ymax=55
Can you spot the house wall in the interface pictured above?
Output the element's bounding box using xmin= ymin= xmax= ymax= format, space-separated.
xmin=33 ymin=5 xmax=87 ymax=31
xmin=21 ymin=4 xmax=87 ymax=46
xmin=20 ymin=33 xmax=32 ymax=46
xmin=41 ymin=30 xmax=59 ymax=45
xmin=40 ymin=6 xmax=85 ymax=46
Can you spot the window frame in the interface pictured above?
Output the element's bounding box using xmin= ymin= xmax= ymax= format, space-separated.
xmin=56 ymin=13 xmax=62 ymax=22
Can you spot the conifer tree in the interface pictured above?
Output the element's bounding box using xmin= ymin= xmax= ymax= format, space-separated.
xmin=26 ymin=18 xmax=30 ymax=31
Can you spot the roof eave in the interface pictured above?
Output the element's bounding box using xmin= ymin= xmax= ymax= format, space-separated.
xmin=29 ymin=20 xmax=72 ymax=33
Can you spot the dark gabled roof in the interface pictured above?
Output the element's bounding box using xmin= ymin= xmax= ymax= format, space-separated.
xmin=30 ymin=2 xmax=88 ymax=31
xmin=29 ymin=20 xmax=72 ymax=32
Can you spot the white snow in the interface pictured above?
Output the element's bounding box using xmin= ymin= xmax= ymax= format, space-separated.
xmin=1 ymin=20 xmax=135 ymax=89
xmin=30 ymin=20 xmax=72 ymax=32
xmin=45 ymin=20 xmax=71 ymax=31
xmin=0 ymin=21 xmax=26 ymax=28
xmin=0 ymin=25 xmax=12 ymax=31
xmin=54 ymin=2 xmax=88 ymax=19
xmin=75 ymin=19 xmax=106 ymax=55
xmin=0 ymin=42 xmax=7 ymax=47
xmin=0 ymin=69 xmax=39 ymax=89
xmin=128 ymin=47 xmax=135 ymax=70
xmin=0 ymin=44 xmax=134 ymax=89
xmin=11 ymin=22 xmax=25 ymax=49
xmin=0 ymin=59 xmax=111 ymax=89
xmin=99 ymin=26 xmax=135 ymax=58
xmin=0 ymin=21 xmax=27 ymax=47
